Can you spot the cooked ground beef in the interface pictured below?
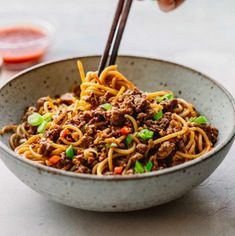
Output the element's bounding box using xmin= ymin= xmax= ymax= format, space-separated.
xmin=136 ymin=143 xmax=149 ymax=154
xmin=39 ymin=139 xmax=53 ymax=157
xmin=44 ymin=125 xmax=61 ymax=142
xmin=161 ymin=99 xmax=178 ymax=112
xmin=157 ymin=141 xmax=176 ymax=159
xmin=36 ymin=97 xmax=48 ymax=109
xmin=198 ymin=124 xmax=219 ymax=145
xmin=60 ymin=93 xmax=74 ymax=105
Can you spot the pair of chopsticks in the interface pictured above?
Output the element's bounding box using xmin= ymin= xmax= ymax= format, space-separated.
xmin=98 ymin=0 xmax=133 ymax=75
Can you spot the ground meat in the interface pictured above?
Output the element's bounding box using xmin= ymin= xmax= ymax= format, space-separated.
xmin=103 ymin=126 xmax=121 ymax=138
xmin=99 ymin=152 xmax=107 ymax=162
xmin=136 ymin=112 xmax=148 ymax=122
xmin=144 ymin=112 xmax=172 ymax=133
xmin=99 ymin=92 xmax=113 ymax=104
xmin=157 ymin=141 xmax=176 ymax=159
xmin=39 ymin=139 xmax=53 ymax=157
xmin=87 ymin=153 xmax=95 ymax=165
xmin=166 ymin=119 xmax=182 ymax=134
xmin=136 ymin=143 xmax=149 ymax=154
xmin=161 ymin=99 xmax=178 ymax=112
xmin=44 ymin=126 xmax=61 ymax=142
xmin=135 ymin=96 xmax=149 ymax=113
xmin=116 ymin=89 xmax=151 ymax=116
xmin=131 ymin=153 xmax=143 ymax=162
xmin=75 ymin=165 xmax=91 ymax=174
xmin=72 ymin=85 xmax=81 ymax=97
xmin=106 ymin=108 xmax=125 ymax=126
xmin=80 ymin=135 xmax=94 ymax=148
xmin=85 ymin=125 xmax=97 ymax=136
xmin=83 ymin=92 xmax=99 ymax=108
xmin=36 ymin=97 xmax=48 ymax=109
xmin=73 ymin=110 xmax=105 ymax=126
xmin=60 ymin=93 xmax=74 ymax=105
xmin=24 ymin=122 xmax=37 ymax=136
xmin=199 ymin=124 xmax=219 ymax=145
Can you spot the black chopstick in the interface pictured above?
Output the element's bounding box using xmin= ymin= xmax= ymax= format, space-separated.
xmin=98 ymin=0 xmax=133 ymax=75
xmin=108 ymin=0 xmax=133 ymax=66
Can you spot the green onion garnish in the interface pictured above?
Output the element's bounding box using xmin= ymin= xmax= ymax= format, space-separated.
xmin=145 ymin=160 xmax=153 ymax=172
xmin=42 ymin=112 xmax=53 ymax=122
xmin=157 ymin=93 xmax=174 ymax=103
xmin=37 ymin=120 xmax=48 ymax=133
xmin=110 ymin=143 xmax=117 ymax=148
xmin=189 ymin=116 xmax=208 ymax=124
xmin=106 ymin=143 xmax=117 ymax=148
xmin=137 ymin=129 xmax=154 ymax=140
xmin=27 ymin=113 xmax=44 ymax=126
xmin=134 ymin=160 xmax=145 ymax=174
xmin=100 ymin=103 xmax=112 ymax=110
xmin=154 ymin=110 xmax=163 ymax=120
xmin=126 ymin=134 xmax=133 ymax=146
xmin=66 ymin=145 xmax=75 ymax=159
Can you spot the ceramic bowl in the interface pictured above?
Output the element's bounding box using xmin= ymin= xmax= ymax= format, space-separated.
xmin=0 ymin=56 xmax=234 ymax=212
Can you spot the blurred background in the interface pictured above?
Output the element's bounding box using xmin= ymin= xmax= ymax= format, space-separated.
xmin=1 ymin=0 xmax=235 ymax=92
xmin=1 ymin=1 xmax=235 ymax=236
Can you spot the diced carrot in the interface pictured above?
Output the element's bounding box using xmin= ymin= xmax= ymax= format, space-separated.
xmin=60 ymin=128 xmax=69 ymax=138
xmin=114 ymin=166 xmax=123 ymax=175
xmin=48 ymin=155 xmax=61 ymax=165
xmin=120 ymin=126 xmax=131 ymax=135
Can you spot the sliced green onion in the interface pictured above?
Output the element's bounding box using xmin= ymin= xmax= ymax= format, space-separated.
xmin=134 ymin=160 xmax=145 ymax=174
xmin=106 ymin=142 xmax=117 ymax=148
xmin=43 ymin=112 xmax=53 ymax=122
xmin=145 ymin=160 xmax=153 ymax=172
xmin=100 ymin=103 xmax=112 ymax=110
xmin=66 ymin=145 xmax=75 ymax=159
xmin=189 ymin=116 xmax=208 ymax=124
xmin=154 ymin=110 xmax=163 ymax=120
xmin=137 ymin=129 xmax=154 ymax=140
xmin=126 ymin=134 xmax=133 ymax=146
xmin=27 ymin=113 xmax=44 ymax=126
xmin=37 ymin=120 xmax=48 ymax=133
xmin=157 ymin=93 xmax=174 ymax=103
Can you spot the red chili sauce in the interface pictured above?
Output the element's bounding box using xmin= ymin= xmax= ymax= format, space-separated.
xmin=0 ymin=26 xmax=47 ymax=64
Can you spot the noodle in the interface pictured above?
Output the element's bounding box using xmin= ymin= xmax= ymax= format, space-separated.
xmin=0 ymin=61 xmax=218 ymax=175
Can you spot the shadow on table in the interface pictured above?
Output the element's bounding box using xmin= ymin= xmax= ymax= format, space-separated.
xmin=41 ymin=186 xmax=233 ymax=236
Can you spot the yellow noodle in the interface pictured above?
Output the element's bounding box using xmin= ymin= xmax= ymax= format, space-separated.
xmin=113 ymin=86 xmax=125 ymax=103
xmin=124 ymin=114 xmax=138 ymax=132
xmin=77 ymin=60 xmax=85 ymax=82
xmin=108 ymin=147 xmax=114 ymax=172
xmin=113 ymin=143 xmax=136 ymax=155
xmin=184 ymin=131 xmax=195 ymax=150
xmin=146 ymin=90 xmax=173 ymax=99
xmin=81 ymin=82 xmax=118 ymax=95
xmin=60 ymin=125 xmax=83 ymax=146
xmin=198 ymin=133 xmax=203 ymax=152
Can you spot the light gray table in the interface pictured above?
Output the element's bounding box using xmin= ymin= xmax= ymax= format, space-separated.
xmin=0 ymin=1 xmax=235 ymax=235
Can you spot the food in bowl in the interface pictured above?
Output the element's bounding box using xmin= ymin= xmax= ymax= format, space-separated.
xmin=0 ymin=61 xmax=218 ymax=175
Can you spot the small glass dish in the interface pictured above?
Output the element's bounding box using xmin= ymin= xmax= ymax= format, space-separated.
xmin=0 ymin=16 xmax=55 ymax=70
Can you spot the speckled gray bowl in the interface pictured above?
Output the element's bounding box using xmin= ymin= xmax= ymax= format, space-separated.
xmin=0 ymin=56 xmax=235 ymax=212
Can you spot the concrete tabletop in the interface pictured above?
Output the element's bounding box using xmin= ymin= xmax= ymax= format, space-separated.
xmin=0 ymin=0 xmax=235 ymax=235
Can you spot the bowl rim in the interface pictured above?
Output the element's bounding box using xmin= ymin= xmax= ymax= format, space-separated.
xmin=0 ymin=55 xmax=235 ymax=181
